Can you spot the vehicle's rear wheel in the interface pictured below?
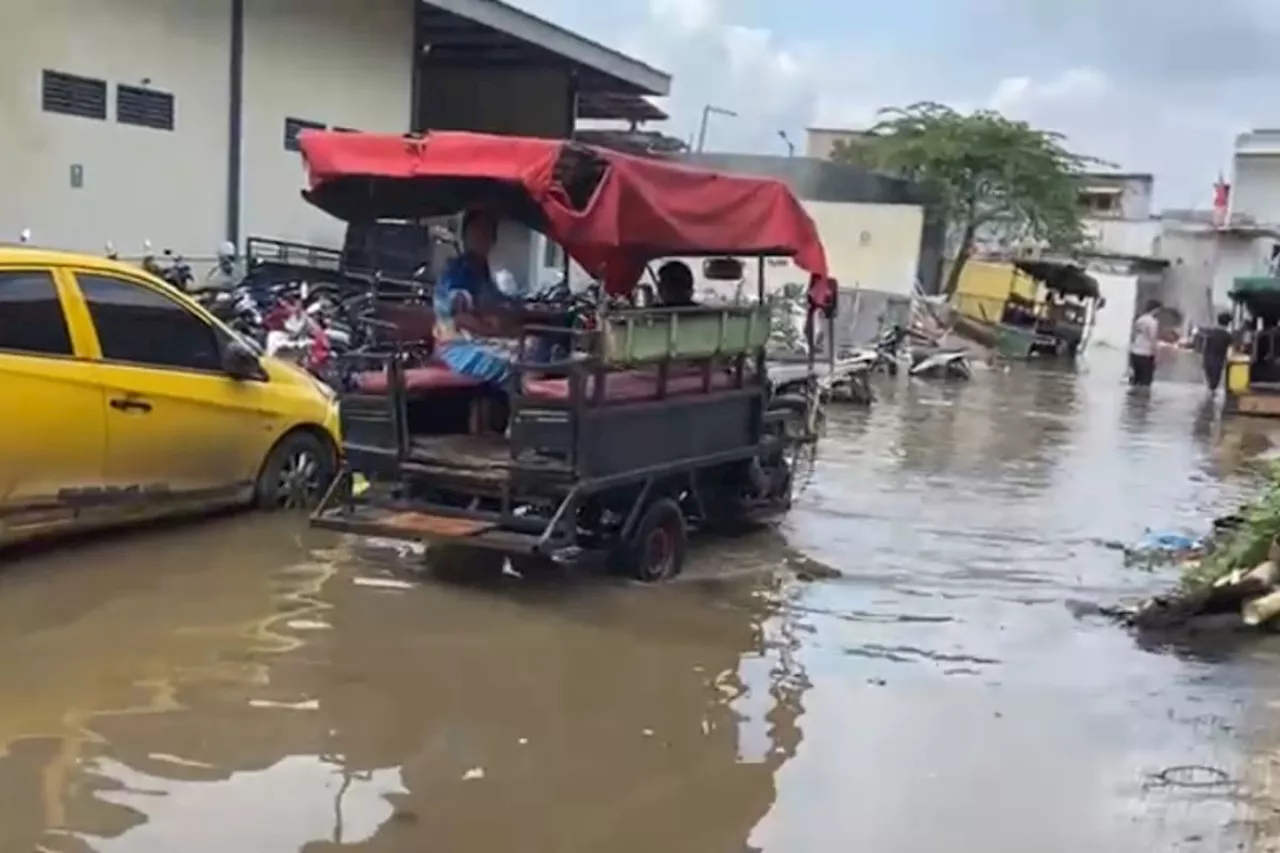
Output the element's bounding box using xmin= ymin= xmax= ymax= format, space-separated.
xmin=254 ymin=430 xmax=336 ymax=511
xmin=623 ymin=497 xmax=687 ymax=582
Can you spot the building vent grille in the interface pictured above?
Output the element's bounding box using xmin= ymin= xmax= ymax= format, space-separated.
xmin=41 ymin=70 xmax=107 ymax=120
xmin=116 ymin=85 xmax=175 ymax=130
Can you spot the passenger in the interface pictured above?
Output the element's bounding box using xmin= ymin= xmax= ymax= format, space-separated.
xmin=433 ymin=209 xmax=523 ymax=385
xmin=1200 ymin=311 xmax=1233 ymax=394
xmin=655 ymin=260 xmax=697 ymax=307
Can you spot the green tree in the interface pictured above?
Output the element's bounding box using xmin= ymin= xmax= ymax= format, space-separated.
xmin=831 ymin=102 xmax=1108 ymax=295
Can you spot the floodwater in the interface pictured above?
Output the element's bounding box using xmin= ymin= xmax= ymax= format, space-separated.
xmin=6 ymin=351 xmax=1280 ymax=852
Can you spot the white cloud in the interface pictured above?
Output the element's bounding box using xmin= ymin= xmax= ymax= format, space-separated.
xmin=511 ymin=0 xmax=1269 ymax=207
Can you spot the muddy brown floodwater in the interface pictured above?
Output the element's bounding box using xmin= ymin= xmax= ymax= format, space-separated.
xmin=8 ymin=353 xmax=1280 ymax=852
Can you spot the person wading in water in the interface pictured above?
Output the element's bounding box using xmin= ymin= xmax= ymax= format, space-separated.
xmin=1129 ymin=300 xmax=1162 ymax=387
xmin=1200 ymin=311 xmax=1233 ymax=394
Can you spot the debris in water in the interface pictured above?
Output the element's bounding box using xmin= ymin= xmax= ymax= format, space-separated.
xmin=518 ymin=738 xmax=528 ymax=745
xmin=641 ymin=729 xmax=655 ymax=737
xmin=285 ymin=619 xmax=330 ymax=631
xmin=147 ymin=753 xmax=215 ymax=769
xmin=1145 ymin=764 xmax=1234 ymax=789
xmin=462 ymin=767 xmax=485 ymax=780
xmin=249 ymin=698 xmax=319 ymax=710
xmin=353 ymin=576 xmax=416 ymax=591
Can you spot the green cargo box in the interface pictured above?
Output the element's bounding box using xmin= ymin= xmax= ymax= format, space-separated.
xmin=599 ymin=304 xmax=772 ymax=365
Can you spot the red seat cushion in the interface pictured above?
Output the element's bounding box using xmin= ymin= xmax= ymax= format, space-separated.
xmin=355 ymin=363 xmax=485 ymax=393
xmin=522 ymin=369 xmax=735 ymax=401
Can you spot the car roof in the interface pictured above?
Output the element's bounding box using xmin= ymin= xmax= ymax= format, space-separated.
xmin=0 ymin=245 xmax=161 ymax=278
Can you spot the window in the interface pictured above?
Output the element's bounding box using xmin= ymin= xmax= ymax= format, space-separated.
xmin=284 ymin=117 xmax=326 ymax=151
xmin=0 ymin=270 xmax=73 ymax=356
xmin=41 ymin=70 xmax=107 ymax=120
xmin=333 ymin=126 xmax=358 ymax=133
xmin=117 ymin=84 xmax=175 ymax=130
xmin=77 ymin=274 xmax=223 ymax=372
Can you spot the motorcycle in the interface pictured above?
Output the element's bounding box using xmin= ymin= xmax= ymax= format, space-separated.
xmin=904 ymin=329 xmax=972 ymax=380
xmin=138 ymin=240 xmax=194 ymax=291
xmin=867 ymin=324 xmax=971 ymax=381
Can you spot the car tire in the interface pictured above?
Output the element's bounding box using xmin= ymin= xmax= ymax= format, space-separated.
xmin=622 ymin=497 xmax=688 ymax=582
xmin=254 ymin=430 xmax=336 ymax=511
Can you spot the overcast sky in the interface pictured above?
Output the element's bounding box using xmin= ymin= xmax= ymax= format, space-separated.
xmin=513 ymin=0 xmax=1275 ymax=209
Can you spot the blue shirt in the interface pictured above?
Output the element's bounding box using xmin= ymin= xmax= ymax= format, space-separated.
xmin=433 ymin=253 xmax=510 ymax=344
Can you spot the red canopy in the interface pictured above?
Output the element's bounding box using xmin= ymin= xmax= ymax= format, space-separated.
xmin=298 ymin=130 xmax=832 ymax=304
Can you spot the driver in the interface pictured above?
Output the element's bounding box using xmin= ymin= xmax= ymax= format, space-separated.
xmin=433 ymin=209 xmax=524 ymax=385
xmin=656 ymin=260 xmax=697 ymax=307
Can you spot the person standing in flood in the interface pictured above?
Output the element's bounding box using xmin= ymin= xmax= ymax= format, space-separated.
xmin=1200 ymin=311 xmax=1233 ymax=394
xmin=1128 ymin=300 xmax=1162 ymax=387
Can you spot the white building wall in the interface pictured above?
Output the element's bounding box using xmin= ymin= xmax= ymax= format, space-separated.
xmin=241 ymin=0 xmax=414 ymax=247
xmin=1231 ymin=155 xmax=1280 ymax=227
xmin=1084 ymin=217 xmax=1159 ymax=257
xmin=0 ymin=0 xmax=229 ymax=256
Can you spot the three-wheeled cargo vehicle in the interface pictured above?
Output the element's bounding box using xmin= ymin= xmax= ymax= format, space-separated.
xmin=299 ymin=130 xmax=836 ymax=581
xmin=1225 ymin=276 xmax=1280 ymax=417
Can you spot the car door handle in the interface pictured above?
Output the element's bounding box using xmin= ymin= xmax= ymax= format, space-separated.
xmin=109 ymin=397 xmax=152 ymax=413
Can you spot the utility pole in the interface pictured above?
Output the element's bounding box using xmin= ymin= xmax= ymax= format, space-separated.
xmin=696 ymin=104 xmax=737 ymax=152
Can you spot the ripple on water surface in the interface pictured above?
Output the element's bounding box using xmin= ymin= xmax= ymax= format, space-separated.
xmin=0 ymin=362 xmax=1278 ymax=852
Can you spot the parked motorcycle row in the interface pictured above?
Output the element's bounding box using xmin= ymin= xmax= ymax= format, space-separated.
xmin=17 ymin=227 xmax=974 ymax=400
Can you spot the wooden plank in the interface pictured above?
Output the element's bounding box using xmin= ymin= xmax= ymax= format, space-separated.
xmin=381 ymin=511 xmax=495 ymax=537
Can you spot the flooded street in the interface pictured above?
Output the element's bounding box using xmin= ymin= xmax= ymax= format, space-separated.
xmin=6 ymin=352 xmax=1280 ymax=852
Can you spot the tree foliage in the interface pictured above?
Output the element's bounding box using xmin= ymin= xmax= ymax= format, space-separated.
xmin=831 ymin=102 xmax=1109 ymax=294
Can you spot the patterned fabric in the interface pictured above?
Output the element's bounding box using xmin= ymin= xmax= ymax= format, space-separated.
xmin=433 ymin=253 xmax=520 ymax=386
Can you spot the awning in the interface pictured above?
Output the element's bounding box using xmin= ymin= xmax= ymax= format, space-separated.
xmin=576 ymin=93 xmax=667 ymax=123
xmin=1014 ymin=258 xmax=1100 ymax=299
xmin=418 ymin=0 xmax=670 ymax=109
xmin=299 ymin=129 xmax=832 ymax=305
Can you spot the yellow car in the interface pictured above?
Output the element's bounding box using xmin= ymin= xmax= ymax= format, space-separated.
xmin=0 ymin=247 xmax=342 ymax=549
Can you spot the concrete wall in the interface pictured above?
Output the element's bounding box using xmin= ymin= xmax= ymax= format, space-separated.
xmin=0 ymin=0 xmax=415 ymax=256
xmin=681 ymin=152 xmax=940 ymax=293
xmin=1084 ymin=217 xmax=1159 ymax=257
xmin=1231 ymin=155 xmax=1280 ymax=227
xmin=1160 ymin=226 xmax=1276 ymax=321
xmin=1089 ymin=272 xmax=1139 ymax=351
xmin=804 ymin=128 xmax=863 ymax=161
xmin=654 ymin=200 xmax=923 ymax=304
xmin=241 ymin=0 xmax=413 ymax=246
xmin=803 ymin=201 xmax=923 ymax=295
xmin=0 ymin=0 xmax=230 ymax=254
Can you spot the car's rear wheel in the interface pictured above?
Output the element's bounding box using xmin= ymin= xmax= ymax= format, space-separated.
xmin=255 ymin=430 xmax=336 ymax=511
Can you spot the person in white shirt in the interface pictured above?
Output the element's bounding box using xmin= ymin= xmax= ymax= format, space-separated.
xmin=1129 ymin=300 xmax=1162 ymax=387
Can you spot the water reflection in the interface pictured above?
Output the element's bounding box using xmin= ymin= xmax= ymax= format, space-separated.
xmin=0 ymin=520 xmax=807 ymax=852
xmin=5 ymin=362 xmax=1280 ymax=851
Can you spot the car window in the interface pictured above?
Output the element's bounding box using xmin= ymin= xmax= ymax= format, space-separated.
xmin=0 ymin=269 xmax=74 ymax=356
xmin=76 ymin=273 xmax=223 ymax=372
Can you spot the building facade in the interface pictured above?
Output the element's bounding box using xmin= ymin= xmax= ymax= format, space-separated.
xmin=1230 ymin=130 xmax=1280 ymax=227
xmin=803 ymin=127 xmax=872 ymax=161
xmin=0 ymin=0 xmax=668 ymax=278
